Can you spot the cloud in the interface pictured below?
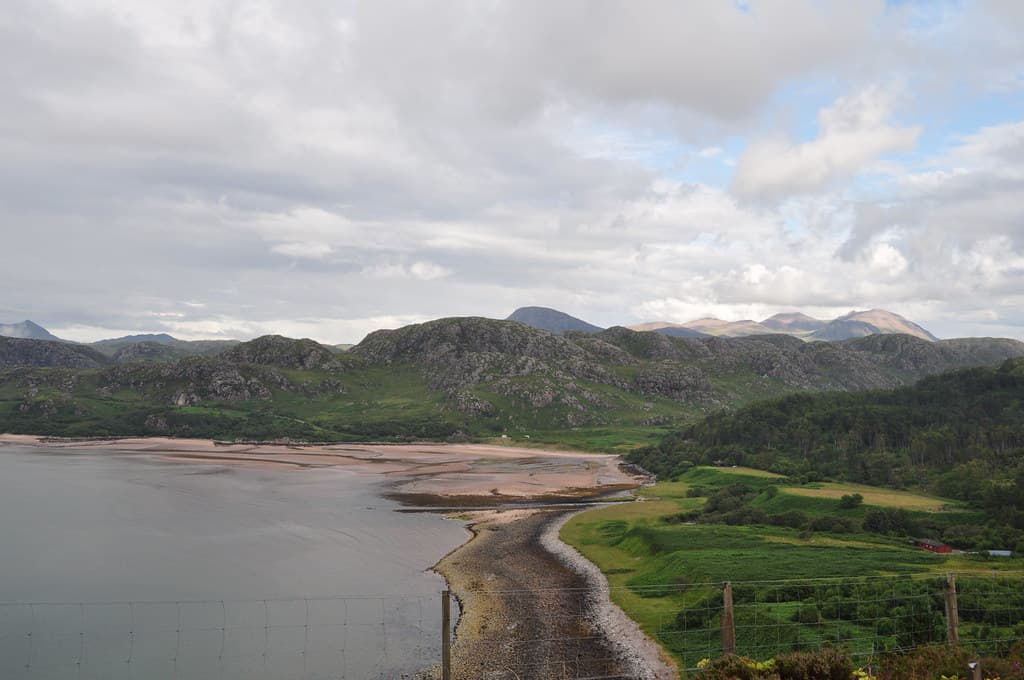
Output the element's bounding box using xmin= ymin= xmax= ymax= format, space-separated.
xmin=270 ymin=241 xmax=333 ymax=259
xmin=733 ymin=86 xmax=920 ymax=199
xmin=1 ymin=1 xmax=1024 ymax=344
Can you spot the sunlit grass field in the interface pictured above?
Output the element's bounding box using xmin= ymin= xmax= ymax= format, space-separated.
xmin=783 ymin=481 xmax=956 ymax=511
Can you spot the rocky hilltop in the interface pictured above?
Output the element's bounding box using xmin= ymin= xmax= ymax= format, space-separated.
xmin=0 ymin=337 xmax=110 ymax=369
xmin=2 ymin=318 xmax=1023 ymax=441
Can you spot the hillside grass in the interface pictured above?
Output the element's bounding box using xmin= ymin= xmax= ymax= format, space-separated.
xmin=560 ymin=466 xmax=1022 ymax=669
xmin=783 ymin=481 xmax=956 ymax=511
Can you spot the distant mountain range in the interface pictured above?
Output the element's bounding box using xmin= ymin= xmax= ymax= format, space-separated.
xmin=0 ymin=321 xmax=239 ymax=364
xmin=506 ymin=306 xmax=938 ymax=342
xmin=0 ymin=307 xmax=964 ymax=357
xmin=634 ymin=309 xmax=938 ymax=342
xmin=2 ymin=316 xmax=1023 ymax=441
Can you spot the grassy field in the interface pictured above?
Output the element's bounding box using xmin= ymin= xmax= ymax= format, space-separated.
xmin=783 ymin=481 xmax=955 ymax=511
xmin=561 ymin=466 xmax=1022 ymax=671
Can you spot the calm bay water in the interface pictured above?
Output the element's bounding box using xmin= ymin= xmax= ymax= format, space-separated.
xmin=0 ymin=444 xmax=469 ymax=679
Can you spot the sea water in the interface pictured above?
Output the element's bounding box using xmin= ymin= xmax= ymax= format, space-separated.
xmin=0 ymin=444 xmax=468 ymax=679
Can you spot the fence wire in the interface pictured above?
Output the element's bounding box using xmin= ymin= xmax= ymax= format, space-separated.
xmin=647 ymin=572 xmax=1024 ymax=671
xmin=0 ymin=594 xmax=440 ymax=680
xmin=2 ymin=572 xmax=1021 ymax=679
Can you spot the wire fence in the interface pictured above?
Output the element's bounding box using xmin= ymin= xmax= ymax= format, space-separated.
xmin=0 ymin=594 xmax=442 ymax=680
xmin=650 ymin=571 xmax=1024 ymax=671
xmin=2 ymin=572 xmax=1021 ymax=679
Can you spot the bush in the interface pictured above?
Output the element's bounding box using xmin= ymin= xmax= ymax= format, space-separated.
xmin=773 ymin=648 xmax=852 ymax=680
xmin=768 ymin=511 xmax=809 ymax=529
xmin=838 ymin=493 xmax=864 ymax=509
xmin=878 ymin=642 xmax=1024 ymax=680
xmin=808 ymin=516 xmax=858 ymax=533
xmin=695 ymin=649 xmax=852 ymax=680
xmin=791 ymin=604 xmax=821 ymax=624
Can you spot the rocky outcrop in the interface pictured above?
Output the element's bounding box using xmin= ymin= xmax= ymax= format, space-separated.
xmin=221 ymin=335 xmax=345 ymax=370
xmin=634 ymin=364 xmax=712 ymax=402
xmin=0 ymin=337 xmax=110 ymax=369
xmin=353 ymin=317 xmax=615 ymax=389
xmin=597 ymin=327 xmax=710 ymax=361
xmin=110 ymin=342 xmax=188 ymax=364
xmin=842 ymin=334 xmax=1024 ymax=376
xmin=100 ymin=357 xmax=290 ymax=404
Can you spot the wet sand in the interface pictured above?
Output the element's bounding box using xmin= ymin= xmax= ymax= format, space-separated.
xmin=0 ymin=435 xmax=635 ymax=499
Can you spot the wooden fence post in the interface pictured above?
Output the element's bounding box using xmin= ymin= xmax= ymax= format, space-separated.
xmin=722 ymin=581 xmax=736 ymax=655
xmin=944 ymin=573 xmax=960 ymax=646
xmin=442 ymin=590 xmax=452 ymax=680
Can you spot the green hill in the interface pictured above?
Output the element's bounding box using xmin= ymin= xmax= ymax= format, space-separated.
xmin=627 ymin=358 xmax=1024 ymax=549
xmin=1 ymin=318 xmax=1023 ymax=448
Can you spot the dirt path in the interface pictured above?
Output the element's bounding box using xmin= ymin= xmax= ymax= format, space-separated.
xmin=434 ymin=508 xmax=638 ymax=680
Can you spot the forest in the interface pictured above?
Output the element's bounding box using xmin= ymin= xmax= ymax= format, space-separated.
xmin=628 ymin=358 xmax=1024 ymax=550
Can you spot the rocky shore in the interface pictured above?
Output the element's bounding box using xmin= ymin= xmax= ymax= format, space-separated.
xmin=542 ymin=510 xmax=678 ymax=679
xmin=433 ymin=508 xmax=677 ymax=680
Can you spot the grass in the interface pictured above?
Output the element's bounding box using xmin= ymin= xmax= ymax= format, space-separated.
xmin=560 ymin=466 xmax=1022 ymax=671
xmin=784 ymin=482 xmax=957 ymax=511
xmin=487 ymin=425 xmax=674 ymax=453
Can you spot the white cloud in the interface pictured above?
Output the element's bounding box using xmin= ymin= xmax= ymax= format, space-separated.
xmin=733 ymin=87 xmax=920 ymax=199
xmin=270 ymin=241 xmax=333 ymax=259
xmin=409 ymin=261 xmax=452 ymax=281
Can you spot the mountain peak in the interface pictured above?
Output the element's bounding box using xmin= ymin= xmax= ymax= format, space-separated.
xmin=506 ymin=306 xmax=602 ymax=334
xmin=0 ymin=320 xmax=62 ymax=342
xmin=760 ymin=312 xmax=826 ymax=333
xmin=813 ymin=309 xmax=937 ymax=342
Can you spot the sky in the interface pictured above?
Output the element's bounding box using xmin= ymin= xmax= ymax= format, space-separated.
xmin=2 ymin=1 xmax=1023 ymax=344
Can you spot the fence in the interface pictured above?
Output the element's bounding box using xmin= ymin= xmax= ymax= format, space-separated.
xmin=0 ymin=593 xmax=442 ymax=680
xmin=653 ymin=572 xmax=1024 ymax=672
xmin=2 ymin=573 xmax=1022 ymax=679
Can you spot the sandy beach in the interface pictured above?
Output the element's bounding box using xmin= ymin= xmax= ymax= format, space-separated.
xmin=0 ymin=434 xmax=637 ymax=499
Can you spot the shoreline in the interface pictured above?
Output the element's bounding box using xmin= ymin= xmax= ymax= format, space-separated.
xmin=0 ymin=433 xmax=643 ymax=499
xmin=433 ymin=507 xmax=677 ymax=680
xmin=541 ymin=509 xmax=679 ymax=679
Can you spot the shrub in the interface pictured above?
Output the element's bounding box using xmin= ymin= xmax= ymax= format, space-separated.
xmin=839 ymin=493 xmax=864 ymax=509
xmin=791 ymin=604 xmax=821 ymax=624
xmin=768 ymin=510 xmax=809 ymax=529
xmin=773 ymin=648 xmax=852 ymax=680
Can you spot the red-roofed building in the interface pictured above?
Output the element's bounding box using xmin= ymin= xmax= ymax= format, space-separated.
xmin=915 ymin=538 xmax=952 ymax=554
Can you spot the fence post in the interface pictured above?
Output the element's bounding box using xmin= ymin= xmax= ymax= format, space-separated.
xmin=944 ymin=573 xmax=960 ymax=646
xmin=442 ymin=590 xmax=452 ymax=680
xmin=722 ymin=581 xmax=736 ymax=655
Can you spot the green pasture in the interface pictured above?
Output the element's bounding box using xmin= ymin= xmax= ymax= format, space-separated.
xmin=561 ymin=466 xmax=1021 ymax=670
